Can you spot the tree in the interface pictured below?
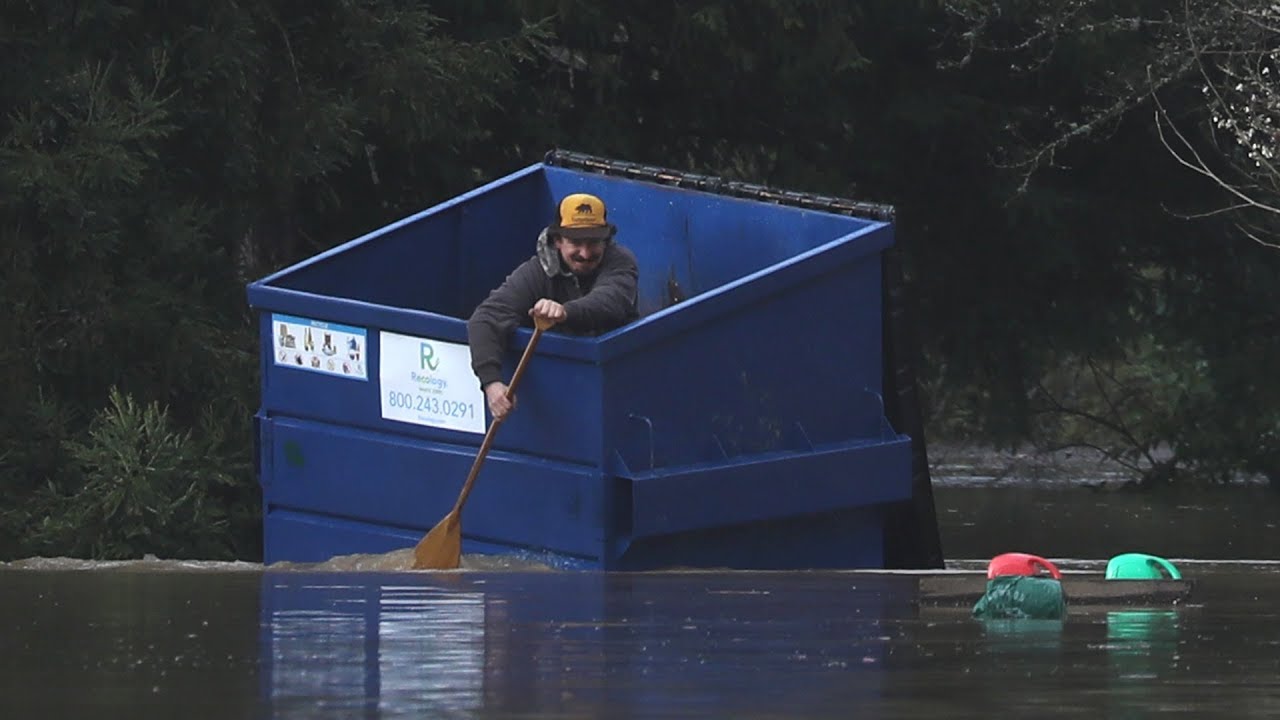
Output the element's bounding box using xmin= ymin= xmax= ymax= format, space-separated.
xmin=942 ymin=0 xmax=1280 ymax=246
xmin=1155 ymin=1 xmax=1280 ymax=249
xmin=939 ymin=0 xmax=1280 ymax=485
xmin=0 ymin=1 xmax=546 ymax=559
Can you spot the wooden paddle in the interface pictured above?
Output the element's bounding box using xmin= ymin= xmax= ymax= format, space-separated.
xmin=412 ymin=315 xmax=554 ymax=570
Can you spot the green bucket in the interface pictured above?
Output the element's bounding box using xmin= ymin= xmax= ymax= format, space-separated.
xmin=972 ymin=575 xmax=1067 ymax=620
xmin=1105 ymin=553 xmax=1181 ymax=580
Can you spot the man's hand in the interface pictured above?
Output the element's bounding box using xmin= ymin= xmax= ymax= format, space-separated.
xmin=484 ymin=381 xmax=515 ymax=420
xmin=529 ymin=298 xmax=566 ymax=326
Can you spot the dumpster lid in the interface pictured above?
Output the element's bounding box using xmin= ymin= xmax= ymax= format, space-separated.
xmin=544 ymin=149 xmax=896 ymax=222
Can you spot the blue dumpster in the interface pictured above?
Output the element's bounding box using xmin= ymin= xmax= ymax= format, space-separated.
xmin=247 ymin=151 xmax=922 ymax=569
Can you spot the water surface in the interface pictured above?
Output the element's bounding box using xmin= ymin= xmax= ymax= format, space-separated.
xmin=3 ymin=484 xmax=1279 ymax=718
xmin=3 ymin=562 xmax=1279 ymax=718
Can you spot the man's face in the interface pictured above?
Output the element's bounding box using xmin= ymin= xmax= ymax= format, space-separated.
xmin=555 ymin=235 xmax=606 ymax=275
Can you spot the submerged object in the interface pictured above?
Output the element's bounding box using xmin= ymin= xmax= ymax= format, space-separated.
xmin=972 ymin=576 xmax=1067 ymax=620
xmin=977 ymin=552 xmax=1066 ymax=619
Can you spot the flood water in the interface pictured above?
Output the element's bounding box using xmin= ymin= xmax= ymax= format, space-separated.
xmin=3 ymin=481 xmax=1279 ymax=718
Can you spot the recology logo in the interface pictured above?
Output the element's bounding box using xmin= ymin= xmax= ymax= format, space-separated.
xmin=419 ymin=342 xmax=440 ymax=371
xmin=411 ymin=341 xmax=447 ymax=389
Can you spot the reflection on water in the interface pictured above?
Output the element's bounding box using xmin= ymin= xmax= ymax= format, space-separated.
xmin=1106 ymin=610 xmax=1181 ymax=718
xmin=260 ymin=571 xmax=908 ymax=718
xmin=266 ymin=579 xmax=489 ymax=716
xmin=1108 ymin=610 xmax=1179 ymax=676
xmin=979 ymin=618 xmax=1064 ymax=655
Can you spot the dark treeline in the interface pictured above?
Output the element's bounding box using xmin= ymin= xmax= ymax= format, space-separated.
xmin=3 ymin=1 xmax=1277 ymax=561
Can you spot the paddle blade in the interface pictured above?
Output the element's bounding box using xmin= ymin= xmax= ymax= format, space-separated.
xmin=412 ymin=511 xmax=461 ymax=569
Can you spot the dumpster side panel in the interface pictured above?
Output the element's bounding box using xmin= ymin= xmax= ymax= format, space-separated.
xmin=258 ymin=312 xmax=481 ymax=447
xmin=258 ymin=416 xmax=606 ymax=562
xmin=624 ymin=436 xmax=913 ymax=538
xmin=476 ymin=338 xmax=606 ymax=465
xmin=597 ymin=229 xmax=906 ymax=569
xmin=258 ymin=313 xmax=607 ymax=467
xmin=603 ymin=247 xmax=889 ymax=471
xmin=264 ymin=510 xmax=421 ymax=563
xmin=613 ymin=506 xmax=888 ymax=570
xmin=259 ymin=311 xmax=383 ymax=422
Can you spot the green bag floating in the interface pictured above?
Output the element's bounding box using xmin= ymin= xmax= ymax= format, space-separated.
xmin=972 ymin=575 xmax=1067 ymax=620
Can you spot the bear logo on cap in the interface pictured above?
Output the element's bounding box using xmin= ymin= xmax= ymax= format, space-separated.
xmin=554 ymin=193 xmax=614 ymax=240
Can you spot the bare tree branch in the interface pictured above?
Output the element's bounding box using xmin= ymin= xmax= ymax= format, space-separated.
xmin=944 ymin=0 xmax=1280 ymax=246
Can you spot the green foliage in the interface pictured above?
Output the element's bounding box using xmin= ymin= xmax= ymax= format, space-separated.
xmin=0 ymin=0 xmax=545 ymax=560
xmin=439 ymin=0 xmax=882 ymax=184
xmin=1146 ymin=240 xmax=1280 ymax=485
xmin=20 ymin=389 xmax=241 ymax=559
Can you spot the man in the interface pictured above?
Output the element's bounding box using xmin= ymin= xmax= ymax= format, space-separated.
xmin=468 ymin=192 xmax=639 ymax=419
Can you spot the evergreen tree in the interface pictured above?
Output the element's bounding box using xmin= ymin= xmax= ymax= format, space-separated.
xmin=0 ymin=1 xmax=545 ymax=559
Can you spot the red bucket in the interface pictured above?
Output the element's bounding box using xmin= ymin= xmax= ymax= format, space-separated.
xmin=987 ymin=552 xmax=1061 ymax=580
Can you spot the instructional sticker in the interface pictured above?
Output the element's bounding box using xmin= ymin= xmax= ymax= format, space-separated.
xmin=379 ymin=331 xmax=484 ymax=434
xmin=272 ymin=313 xmax=367 ymax=380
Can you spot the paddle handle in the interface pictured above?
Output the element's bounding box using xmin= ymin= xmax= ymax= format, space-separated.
xmin=504 ymin=319 xmax=550 ymax=399
xmin=450 ymin=319 xmax=550 ymax=514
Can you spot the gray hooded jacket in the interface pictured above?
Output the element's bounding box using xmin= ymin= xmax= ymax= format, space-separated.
xmin=467 ymin=229 xmax=640 ymax=388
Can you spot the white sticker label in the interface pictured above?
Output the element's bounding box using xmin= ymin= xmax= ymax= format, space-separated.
xmin=378 ymin=331 xmax=485 ymax=434
xmin=271 ymin=314 xmax=368 ymax=380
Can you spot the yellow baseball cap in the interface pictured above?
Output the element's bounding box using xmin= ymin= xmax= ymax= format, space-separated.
xmin=553 ymin=193 xmax=614 ymax=240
